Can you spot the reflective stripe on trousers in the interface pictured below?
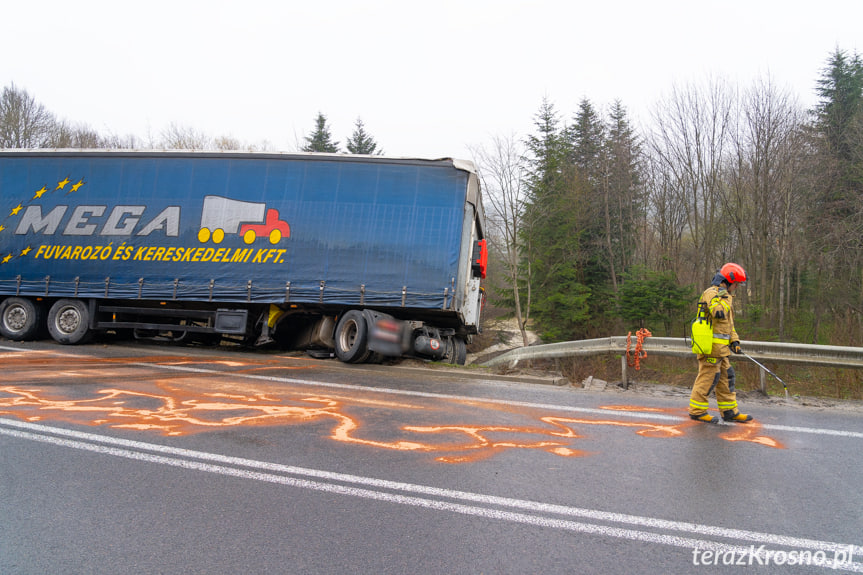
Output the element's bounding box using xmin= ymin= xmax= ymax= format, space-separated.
xmin=689 ymin=356 xmax=738 ymax=416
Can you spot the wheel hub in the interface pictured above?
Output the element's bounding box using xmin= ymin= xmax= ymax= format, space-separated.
xmin=4 ymin=306 xmax=26 ymax=330
xmin=57 ymin=309 xmax=81 ymax=334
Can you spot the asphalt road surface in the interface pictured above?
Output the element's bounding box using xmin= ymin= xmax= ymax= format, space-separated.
xmin=1 ymin=340 xmax=861 ymax=574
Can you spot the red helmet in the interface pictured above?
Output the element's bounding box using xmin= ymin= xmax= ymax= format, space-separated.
xmin=719 ymin=263 xmax=747 ymax=284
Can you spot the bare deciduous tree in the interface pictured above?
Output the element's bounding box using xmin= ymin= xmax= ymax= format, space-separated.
xmin=213 ymin=135 xmax=243 ymax=151
xmin=471 ymin=135 xmax=532 ymax=346
xmin=642 ymin=148 xmax=689 ymax=271
xmin=160 ymin=122 xmax=211 ymax=150
xmin=0 ymin=83 xmax=57 ymax=148
xmin=728 ymin=76 xmax=805 ymax=337
xmin=47 ymin=121 xmax=105 ymax=148
xmin=649 ymin=78 xmax=735 ymax=285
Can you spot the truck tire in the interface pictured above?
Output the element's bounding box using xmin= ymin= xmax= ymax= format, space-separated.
xmin=446 ymin=337 xmax=467 ymax=365
xmin=334 ymin=310 xmax=372 ymax=363
xmin=47 ymin=299 xmax=93 ymax=345
xmin=0 ymin=297 xmax=44 ymax=341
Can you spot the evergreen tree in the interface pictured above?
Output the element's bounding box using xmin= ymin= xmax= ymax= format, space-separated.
xmin=302 ymin=112 xmax=340 ymax=153
xmin=523 ymin=98 xmax=645 ymax=340
xmin=568 ymin=99 xmax=616 ymax=327
xmin=522 ymin=98 xmax=592 ymax=340
xmin=813 ymin=49 xmax=863 ymax=229
xmin=807 ymin=50 xmax=863 ymax=251
xmin=605 ymin=100 xmax=643 ymax=278
xmin=804 ymin=48 xmax=863 ymax=342
xmin=345 ymin=118 xmax=381 ymax=155
xmin=616 ymin=266 xmax=693 ymax=335
xmin=567 ymin=98 xmax=605 ymax=181
xmin=523 ymin=97 xmax=567 ymax=195
xmin=814 ymin=49 xmax=863 ymax=166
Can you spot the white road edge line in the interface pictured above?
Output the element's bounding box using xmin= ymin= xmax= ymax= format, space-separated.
xmin=1 ymin=417 xmax=860 ymax=566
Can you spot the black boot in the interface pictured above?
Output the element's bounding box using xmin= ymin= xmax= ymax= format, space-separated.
xmin=689 ymin=412 xmax=719 ymax=424
xmin=722 ymin=410 xmax=753 ymax=423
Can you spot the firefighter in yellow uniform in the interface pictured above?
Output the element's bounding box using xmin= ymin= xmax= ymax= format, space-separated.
xmin=689 ymin=263 xmax=754 ymax=424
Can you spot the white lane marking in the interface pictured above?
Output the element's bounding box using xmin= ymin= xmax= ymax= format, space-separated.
xmin=1 ymin=417 xmax=861 ymax=567
xmin=761 ymin=423 xmax=863 ymax=438
xmin=2 ymin=343 xmax=862 ymax=438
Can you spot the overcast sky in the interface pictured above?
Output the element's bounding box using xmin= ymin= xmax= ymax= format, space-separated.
xmin=3 ymin=0 xmax=861 ymax=160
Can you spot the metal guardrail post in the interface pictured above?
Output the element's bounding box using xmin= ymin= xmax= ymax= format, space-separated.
xmin=620 ymin=355 xmax=628 ymax=387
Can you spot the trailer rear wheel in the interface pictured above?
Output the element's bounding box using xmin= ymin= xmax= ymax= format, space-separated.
xmin=47 ymin=299 xmax=92 ymax=345
xmin=0 ymin=297 xmax=44 ymax=341
xmin=334 ymin=310 xmax=372 ymax=363
xmin=445 ymin=337 xmax=467 ymax=365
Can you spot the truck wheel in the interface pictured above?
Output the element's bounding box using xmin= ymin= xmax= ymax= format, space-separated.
xmin=47 ymin=299 xmax=93 ymax=345
xmin=0 ymin=297 xmax=44 ymax=341
xmin=446 ymin=337 xmax=467 ymax=365
xmin=334 ymin=310 xmax=372 ymax=363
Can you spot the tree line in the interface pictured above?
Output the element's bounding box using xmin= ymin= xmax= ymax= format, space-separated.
xmin=475 ymin=48 xmax=863 ymax=348
xmin=0 ymin=86 xmax=380 ymax=154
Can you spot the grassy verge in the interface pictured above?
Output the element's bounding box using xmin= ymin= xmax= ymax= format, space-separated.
xmin=553 ymin=355 xmax=863 ymax=401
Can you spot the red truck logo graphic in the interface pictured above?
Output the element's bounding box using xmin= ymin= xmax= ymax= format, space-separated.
xmin=197 ymin=195 xmax=290 ymax=245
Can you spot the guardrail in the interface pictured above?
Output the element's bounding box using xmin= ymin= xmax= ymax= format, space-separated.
xmin=481 ymin=337 xmax=863 ymax=392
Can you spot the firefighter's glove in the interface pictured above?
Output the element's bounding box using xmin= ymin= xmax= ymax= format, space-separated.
xmin=713 ymin=308 xmax=725 ymax=319
xmin=730 ymin=341 xmax=741 ymax=354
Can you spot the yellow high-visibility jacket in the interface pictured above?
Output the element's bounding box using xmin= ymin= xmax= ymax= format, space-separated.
xmin=699 ymin=285 xmax=740 ymax=357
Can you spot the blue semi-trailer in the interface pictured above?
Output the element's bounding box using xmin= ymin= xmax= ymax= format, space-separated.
xmin=0 ymin=150 xmax=486 ymax=364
